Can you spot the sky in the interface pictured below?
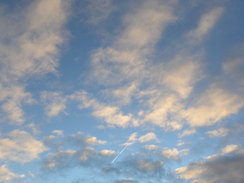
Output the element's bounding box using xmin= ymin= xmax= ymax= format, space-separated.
xmin=0 ymin=0 xmax=244 ymax=182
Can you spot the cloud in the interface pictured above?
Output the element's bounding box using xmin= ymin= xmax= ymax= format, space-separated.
xmin=178 ymin=129 xmax=196 ymax=138
xmin=188 ymin=7 xmax=224 ymax=41
xmin=0 ymin=0 xmax=70 ymax=124
xmin=138 ymin=132 xmax=158 ymax=143
xmin=108 ymin=83 xmax=138 ymax=105
xmin=71 ymin=90 xmax=136 ymax=128
xmin=143 ymin=95 xmax=180 ymax=127
xmin=0 ymin=165 xmax=25 ymax=182
xmin=52 ymin=130 xmax=63 ymax=136
xmin=162 ymin=55 xmax=202 ymax=99
xmin=220 ymin=144 xmax=239 ymax=154
xmin=176 ymin=149 xmax=244 ymax=183
xmin=144 ymin=144 xmax=159 ymax=150
xmin=0 ymin=85 xmax=34 ymax=124
xmin=99 ymin=150 xmax=116 ymax=156
xmin=206 ymin=128 xmax=229 ymax=137
xmin=0 ymin=130 xmax=47 ymax=163
xmin=41 ymin=91 xmax=68 ymax=117
xmin=183 ymin=85 xmax=244 ymax=127
xmin=161 ymin=148 xmax=188 ymax=160
xmin=123 ymin=132 xmax=158 ymax=146
xmin=85 ymin=137 xmax=107 ymax=145
xmin=176 ymin=140 xmax=191 ymax=147
xmin=91 ymin=0 xmax=176 ymax=85
xmin=92 ymin=106 xmax=132 ymax=128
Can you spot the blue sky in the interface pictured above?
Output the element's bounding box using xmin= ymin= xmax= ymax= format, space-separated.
xmin=0 ymin=0 xmax=244 ymax=182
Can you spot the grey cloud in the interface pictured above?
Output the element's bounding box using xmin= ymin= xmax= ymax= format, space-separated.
xmin=176 ymin=152 xmax=244 ymax=183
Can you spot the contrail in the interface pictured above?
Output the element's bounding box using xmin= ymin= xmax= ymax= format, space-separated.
xmin=111 ymin=145 xmax=128 ymax=164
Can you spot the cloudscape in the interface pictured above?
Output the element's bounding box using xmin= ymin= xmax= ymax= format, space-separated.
xmin=0 ymin=0 xmax=244 ymax=182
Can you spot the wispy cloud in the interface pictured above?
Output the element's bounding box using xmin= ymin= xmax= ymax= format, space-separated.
xmin=0 ymin=0 xmax=71 ymax=124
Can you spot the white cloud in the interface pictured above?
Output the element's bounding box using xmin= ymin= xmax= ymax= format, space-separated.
xmin=0 ymin=165 xmax=25 ymax=182
xmin=85 ymin=137 xmax=107 ymax=145
xmin=161 ymin=148 xmax=189 ymax=160
xmin=71 ymin=90 xmax=135 ymax=128
xmin=91 ymin=0 xmax=176 ymax=85
xmin=52 ymin=130 xmax=63 ymax=136
xmin=183 ymin=86 xmax=244 ymax=127
xmin=163 ymin=55 xmax=202 ymax=98
xmin=99 ymin=150 xmax=116 ymax=156
xmin=0 ymin=85 xmax=34 ymax=124
xmin=220 ymin=144 xmax=239 ymax=154
xmin=165 ymin=121 xmax=183 ymax=131
xmin=177 ymin=141 xmax=191 ymax=147
xmin=144 ymin=144 xmax=159 ymax=150
xmin=93 ymin=106 xmax=132 ymax=128
xmin=0 ymin=0 xmax=70 ymax=124
xmin=206 ymin=128 xmax=229 ymax=137
xmin=0 ymin=130 xmax=47 ymax=163
xmin=178 ymin=129 xmax=196 ymax=138
xmin=144 ymin=95 xmax=179 ymax=127
xmin=138 ymin=132 xmax=157 ymax=143
xmin=41 ymin=91 xmax=68 ymax=117
xmin=109 ymin=83 xmax=138 ymax=105
xmin=161 ymin=148 xmax=180 ymax=160
xmin=123 ymin=132 xmax=157 ymax=146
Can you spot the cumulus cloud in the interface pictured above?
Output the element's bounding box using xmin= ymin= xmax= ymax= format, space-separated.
xmin=0 ymin=130 xmax=47 ymax=163
xmin=0 ymin=165 xmax=25 ymax=182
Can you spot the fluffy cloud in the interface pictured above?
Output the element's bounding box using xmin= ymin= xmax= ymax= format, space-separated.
xmin=0 ymin=165 xmax=25 ymax=182
xmin=0 ymin=130 xmax=47 ymax=163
